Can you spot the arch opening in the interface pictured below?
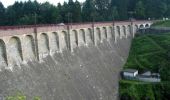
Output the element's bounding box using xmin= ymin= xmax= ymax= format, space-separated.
xmin=96 ymin=28 xmax=101 ymax=41
xmin=51 ymin=32 xmax=59 ymax=50
xmin=86 ymin=28 xmax=93 ymax=44
xmin=145 ymin=24 xmax=149 ymax=28
xmin=71 ymin=30 xmax=78 ymax=49
xmin=60 ymin=31 xmax=68 ymax=50
xmin=39 ymin=33 xmax=49 ymax=54
xmin=108 ymin=27 xmax=113 ymax=39
xmin=102 ymin=27 xmax=107 ymax=39
xmin=25 ymin=35 xmax=35 ymax=60
xmin=0 ymin=39 xmax=7 ymax=65
xmin=116 ymin=26 xmax=121 ymax=37
xmin=139 ymin=24 xmax=144 ymax=29
xmin=79 ymin=29 xmax=86 ymax=45
xmin=134 ymin=25 xmax=138 ymax=33
xmin=8 ymin=37 xmax=23 ymax=63
xmin=123 ymin=26 xmax=126 ymax=36
xmin=128 ymin=25 xmax=131 ymax=35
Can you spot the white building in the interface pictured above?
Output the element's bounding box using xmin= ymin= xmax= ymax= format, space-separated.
xmin=122 ymin=69 xmax=138 ymax=77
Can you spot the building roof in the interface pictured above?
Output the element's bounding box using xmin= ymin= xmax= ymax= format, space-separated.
xmin=122 ymin=69 xmax=138 ymax=73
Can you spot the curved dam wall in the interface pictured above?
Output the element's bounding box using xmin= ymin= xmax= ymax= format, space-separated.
xmin=0 ymin=21 xmax=152 ymax=100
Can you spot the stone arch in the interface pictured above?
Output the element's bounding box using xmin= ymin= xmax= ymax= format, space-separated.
xmin=96 ymin=28 xmax=101 ymax=42
xmin=60 ymin=31 xmax=68 ymax=50
xmin=79 ymin=29 xmax=86 ymax=46
xmin=139 ymin=24 xmax=144 ymax=29
xmin=145 ymin=24 xmax=149 ymax=28
xmin=107 ymin=27 xmax=113 ymax=39
xmin=134 ymin=25 xmax=138 ymax=33
xmin=122 ymin=26 xmax=126 ymax=37
xmin=24 ymin=35 xmax=35 ymax=60
xmin=116 ymin=26 xmax=121 ymax=37
xmin=0 ymin=39 xmax=7 ymax=65
xmin=127 ymin=25 xmax=131 ymax=35
xmin=86 ymin=28 xmax=93 ymax=44
xmin=102 ymin=27 xmax=107 ymax=40
xmin=51 ymin=32 xmax=59 ymax=50
xmin=70 ymin=30 xmax=78 ymax=49
xmin=39 ymin=33 xmax=49 ymax=54
xmin=8 ymin=36 xmax=23 ymax=63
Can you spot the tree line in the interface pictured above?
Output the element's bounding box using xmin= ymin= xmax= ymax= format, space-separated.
xmin=0 ymin=0 xmax=170 ymax=26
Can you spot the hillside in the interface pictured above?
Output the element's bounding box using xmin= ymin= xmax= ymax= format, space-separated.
xmin=120 ymin=33 xmax=170 ymax=100
xmin=152 ymin=20 xmax=170 ymax=27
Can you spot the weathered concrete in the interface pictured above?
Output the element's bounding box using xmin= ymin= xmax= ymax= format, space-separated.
xmin=0 ymin=37 xmax=132 ymax=100
xmin=0 ymin=20 xmax=153 ymax=100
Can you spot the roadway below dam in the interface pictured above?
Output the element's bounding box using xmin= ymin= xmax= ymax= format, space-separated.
xmin=0 ymin=35 xmax=132 ymax=100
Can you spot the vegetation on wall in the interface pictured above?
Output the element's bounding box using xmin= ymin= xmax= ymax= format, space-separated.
xmin=5 ymin=91 xmax=41 ymax=100
xmin=0 ymin=0 xmax=170 ymax=26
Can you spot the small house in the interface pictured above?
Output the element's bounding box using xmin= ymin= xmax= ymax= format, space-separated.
xmin=122 ymin=69 xmax=138 ymax=78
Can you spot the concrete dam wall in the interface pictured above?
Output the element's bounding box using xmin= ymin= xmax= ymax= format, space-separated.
xmin=0 ymin=21 xmax=152 ymax=100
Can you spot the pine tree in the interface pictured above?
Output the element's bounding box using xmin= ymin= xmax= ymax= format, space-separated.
xmin=0 ymin=2 xmax=5 ymax=25
xmin=82 ymin=0 xmax=96 ymax=22
xmin=135 ymin=1 xmax=145 ymax=19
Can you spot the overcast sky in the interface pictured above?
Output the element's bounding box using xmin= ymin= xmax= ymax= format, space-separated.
xmin=1 ymin=0 xmax=85 ymax=7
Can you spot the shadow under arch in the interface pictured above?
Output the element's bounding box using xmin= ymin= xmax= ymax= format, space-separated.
xmin=61 ymin=31 xmax=68 ymax=49
xmin=86 ymin=28 xmax=93 ymax=44
xmin=8 ymin=36 xmax=23 ymax=63
xmin=52 ymin=32 xmax=59 ymax=50
xmin=122 ymin=26 xmax=126 ymax=36
xmin=39 ymin=33 xmax=50 ymax=53
xmin=139 ymin=24 xmax=144 ymax=29
xmin=145 ymin=24 xmax=149 ymax=28
xmin=0 ymin=39 xmax=7 ymax=65
xmin=96 ymin=27 xmax=101 ymax=41
xmin=25 ymin=35 xmax=36 ymax=59
xmin=79 ymin=29 xmax=86 ymax=44
xmin=71 ymin=30 xmax=78 ymax=48
xmin=116 ymin=26 xmax=121 ymax=37
xmin=102 ymin=27 xmax=107 ymax=39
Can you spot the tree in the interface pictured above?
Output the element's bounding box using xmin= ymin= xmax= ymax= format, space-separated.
xmin=82 ymin=0 xmax=96 ymax=22
xmin=95 ymin=0 xmax=110 ymax=21
xmin=72 ymin=0 xmax=82 ymax=22
xmin=108 ymin=6 xmax=119 ymax=20
xmin=135 ymin=1 xmax=145 ymax=19
xmin=0 ymin=2 xmax=5 ymax=25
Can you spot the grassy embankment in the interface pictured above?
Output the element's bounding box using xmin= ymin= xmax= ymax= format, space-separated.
xmin=152 ymin=20 xmax=170 ymax=27
xmin=120 ymin=32 xmax=170 ymax=100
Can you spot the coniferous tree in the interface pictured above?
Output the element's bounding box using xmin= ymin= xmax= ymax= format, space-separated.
xmin=82 ymin=0 xmax=96 ymax=22
xmin=135 ymin=1 xmax=145 ymax=19
xmin=0 ymin=2 xmax=5 ymax=25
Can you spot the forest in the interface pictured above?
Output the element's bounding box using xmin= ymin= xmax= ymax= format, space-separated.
xmin=0 ymin=0 xmax=170 ymax=26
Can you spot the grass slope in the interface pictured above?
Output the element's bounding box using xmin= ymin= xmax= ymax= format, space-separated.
xmin=120 ymin=33 xmax=170 ymax=100
xmin=152 ymin=20 xmax=170 ymax=27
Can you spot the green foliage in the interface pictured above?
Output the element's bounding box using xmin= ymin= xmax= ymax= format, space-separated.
xmin=119 ymin=80 xmax=164 ymax=100
xmin=135 ymin=1 xmax=145 ymax=19
xmin=152 ymin=20 xmax=170 ymax=27
xmin=5 ymin=91 xmax=41 ymax=100
xmin=6 ymin=92 xmax=26 ymax=100
xmin=0 ymin=0 xmax=170 ymax=26
xmin=121 ymin=33 xmax=170 ymax=100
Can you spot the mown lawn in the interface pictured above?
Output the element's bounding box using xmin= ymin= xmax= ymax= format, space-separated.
xmin=120 ymin=33 xmax=170 ymax=100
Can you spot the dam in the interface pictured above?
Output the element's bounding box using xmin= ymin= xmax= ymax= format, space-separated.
xmin=0 ymin=20 xmax=152 ymax=100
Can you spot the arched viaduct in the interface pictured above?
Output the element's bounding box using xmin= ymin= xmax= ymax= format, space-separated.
xmin=0 ymin=21 xmax=152 ymax=66
xmin=0 ymin=20 xmax=152 ymax=100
